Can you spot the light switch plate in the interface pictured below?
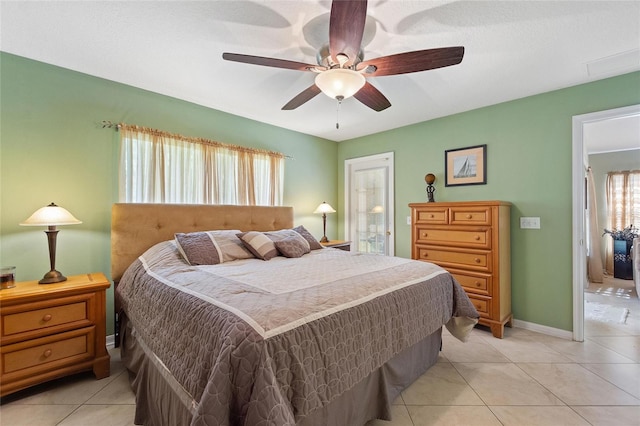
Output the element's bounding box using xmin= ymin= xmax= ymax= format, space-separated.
xmin=407 ymin=216 xmax=412 ymax=225
xmin=520 ymin=217 xmax=541 ymax=229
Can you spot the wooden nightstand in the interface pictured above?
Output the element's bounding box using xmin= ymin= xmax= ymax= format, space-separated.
xmin=321 ymin=240 xmax=352 ymax=251
xmin=0 ymin=272 xmax=111 ymax=397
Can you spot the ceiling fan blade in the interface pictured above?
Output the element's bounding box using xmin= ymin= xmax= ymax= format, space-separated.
xmin=353 ymin=82 xmax=391 ymax=112
xmin=329 ymin=0 xmax=368 ymax=66
xmin=223 ymin=53 xmax=318 ymax=72
xmin=282 ymin=85 xmax=323 ymax=110
xmin=358 ymin=46 xmax=464 ymax=77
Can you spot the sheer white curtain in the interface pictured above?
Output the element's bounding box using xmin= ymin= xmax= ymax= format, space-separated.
xmin=118 ymin=124 xmax=285 ymax=205
xmin=586 ymin=168 xmax=604 ymax=283
xmin=604 ymin=170 xmax=640 ymax=273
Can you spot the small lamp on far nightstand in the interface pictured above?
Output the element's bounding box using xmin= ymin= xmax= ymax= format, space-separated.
xmin=313 ymin=201 xmax=336 ymax=243
xmin=20 ymin=202 xmax=82 ymax=284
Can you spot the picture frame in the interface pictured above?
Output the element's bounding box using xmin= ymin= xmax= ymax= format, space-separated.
xmin=444 ymin=144 xmax=487 ymax=186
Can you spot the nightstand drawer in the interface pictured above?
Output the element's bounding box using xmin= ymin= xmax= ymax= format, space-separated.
xmin=2 ymin=327 xmax=95 ymax=376
xmin=3 ymin=299 xmax=89 ymax=337
xmin=415 ymin=227 xmax=491 ymax=248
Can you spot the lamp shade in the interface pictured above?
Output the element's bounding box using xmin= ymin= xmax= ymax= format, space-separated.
xmin=315 ymin=69 xmax=366 ymax=100
xmin=20 ymin=203 xmax=82 ymax=227
xmin=313 ymin=202 xmax=336 ymax=214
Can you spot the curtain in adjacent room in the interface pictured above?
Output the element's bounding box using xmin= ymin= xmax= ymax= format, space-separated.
xmin=586 ymin=167 xmax=603 ymax=283
xmin=604 ymin=169 xmax=640 ymax=274
xmin=118 ymin=124 xmax=285 ymax=205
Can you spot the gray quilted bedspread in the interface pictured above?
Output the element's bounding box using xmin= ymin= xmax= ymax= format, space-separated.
xmin=116 ymin=241 xmax=479 ymax=426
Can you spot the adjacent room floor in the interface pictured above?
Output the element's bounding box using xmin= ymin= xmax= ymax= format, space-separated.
xmin=2 ymin=278 xmax=639 ymax=426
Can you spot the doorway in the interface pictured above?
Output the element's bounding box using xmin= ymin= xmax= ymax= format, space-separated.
xmin=344 ymin=152 xmax=395 ymax=256
xmin=572 ymin=104 xmax=640 ymax=341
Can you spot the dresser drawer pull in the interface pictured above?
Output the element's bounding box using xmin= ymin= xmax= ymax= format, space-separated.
xmin=422 ymin=233 xmax=428 ymax=237
xmin=474 ymin=281 xmax=482 ymax=287
xmin=474 ymin=235 xmax=480 ymax=240
xmin=42 ymin=314 xmax=52 ymax=322
xmin=466 ymin=214 xmax=472 ymax=219
xmin=474 ymin=258 xmax=481 ymax=263
xmin=43 ymin=349 xmax=52 ymax=358
xmin=429 ymin=214 xmax=434 ymax=218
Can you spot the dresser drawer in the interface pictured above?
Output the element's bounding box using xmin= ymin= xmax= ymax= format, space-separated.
xmin=450 ymin=207 xmax=492 ymax=225
xmin=466 ymin=294 xmax=492 ymax=319
xmin=416 ymin=246 xmax=492 ymax=272
xmin=415 ymin=227 xmax=491 ymax=249
xmin=1 ymin=327 xmax=95 ymax=377
xmin=415 ymin=208 xmax=448 ymax=224
xmin=450 ymin=271 xmax=492 ymax=296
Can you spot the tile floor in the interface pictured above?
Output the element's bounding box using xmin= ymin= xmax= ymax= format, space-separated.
xmin=1 ymin=278 xmax=639 ymax=426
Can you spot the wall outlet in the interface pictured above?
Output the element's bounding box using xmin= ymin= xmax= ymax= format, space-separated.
xmin=407 ymin=216 xmax=412 ymax=225
xmin=520 ymin=217 xmax=541 ymax=229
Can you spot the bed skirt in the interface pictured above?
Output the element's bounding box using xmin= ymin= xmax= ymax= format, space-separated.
xmin=120 ymin=315 xmax=442 ymax=426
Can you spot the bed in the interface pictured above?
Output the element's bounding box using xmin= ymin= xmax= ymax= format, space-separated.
xmin=112 ymin=203 xmax=479 ymax=426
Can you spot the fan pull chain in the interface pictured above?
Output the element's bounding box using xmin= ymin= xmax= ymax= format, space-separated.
xmin=335 ymin=95 xmax=344 ymax=129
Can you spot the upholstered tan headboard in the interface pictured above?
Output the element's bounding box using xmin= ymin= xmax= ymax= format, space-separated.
xmin=111 ymin=203 xmax=294 ymax=283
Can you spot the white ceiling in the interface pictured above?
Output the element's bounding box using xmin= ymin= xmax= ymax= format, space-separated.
xmin=1 ymin=0 xmax=639 ymax=146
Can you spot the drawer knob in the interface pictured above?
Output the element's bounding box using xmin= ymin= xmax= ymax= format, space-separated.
xmin=422 ymin=233 xmax=428 ymax=237
xmin=474 ymin=281 xmax=482 ymax=287
xmin=466 ymin=214 xmax=472 ymax=219
xmin=474 ymin=258 xmax=481 ymax=263
xmin=43 ymin=349 xmax=52 ymax=358
xmin=474 ymin=235 xmax=480 ymax=240
xmin=42 ymin=314 xmax=52 ymax=322
xmin=429 ymin=214 xmax=434 ymax=218
xmin=422 ymin=253 xmax=428 ymax=258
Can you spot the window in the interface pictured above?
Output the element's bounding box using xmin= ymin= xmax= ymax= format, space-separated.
xmin=118 ymin=124 xmax=285 ymax=205
xmin=604 ymin=169 xmax=640 ymax=273
xmin=606 ymin=170 xmax=640 ymax=231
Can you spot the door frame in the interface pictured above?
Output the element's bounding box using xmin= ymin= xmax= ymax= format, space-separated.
xmin=571 ymin=104 xmax=640 ymax=342
xmin=344 ymin=152 xmax=395 ymax=255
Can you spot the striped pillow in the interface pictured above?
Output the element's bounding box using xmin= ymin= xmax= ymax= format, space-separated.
xmin=237 ymin=231 xmax=278 ymax=261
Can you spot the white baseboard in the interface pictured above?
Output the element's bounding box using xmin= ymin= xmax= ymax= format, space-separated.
xmin=512 ymin=319 xmax=573 ymax=340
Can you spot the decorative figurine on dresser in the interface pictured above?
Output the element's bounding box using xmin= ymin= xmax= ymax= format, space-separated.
xmin=409 ymin=201 xmax=512 ymax=338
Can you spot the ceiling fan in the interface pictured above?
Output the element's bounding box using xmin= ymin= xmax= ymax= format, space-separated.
xmin=222 ymin=0 xmax=464 ymax=112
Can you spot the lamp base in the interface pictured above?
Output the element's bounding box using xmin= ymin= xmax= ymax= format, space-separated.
xmin=39 ymin=270 xmax=67 ymax=284
xmin=320 ymin=236 xmax=329 ymax=243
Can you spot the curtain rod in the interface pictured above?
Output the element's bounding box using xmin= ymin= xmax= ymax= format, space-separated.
xmin=101 ymin=121 xmax=294 ymax=160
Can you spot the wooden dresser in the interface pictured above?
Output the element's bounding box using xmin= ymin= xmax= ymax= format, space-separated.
xmin=0 ymin=273 xmax=110 ymax=396
xmin=409 ymin=201 xmax=512 ymax=338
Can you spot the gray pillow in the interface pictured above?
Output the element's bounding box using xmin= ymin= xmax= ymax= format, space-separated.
xmin=292 ymin=225 xmax=323 ymax=250
xmin=275 ymin=236 xmax=311 ymax=258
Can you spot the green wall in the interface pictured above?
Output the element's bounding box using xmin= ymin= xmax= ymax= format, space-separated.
xmin=0 ymin=53 xmax=338 ymax=334
xmin=338 ymin=71 xmax=640 ymax=332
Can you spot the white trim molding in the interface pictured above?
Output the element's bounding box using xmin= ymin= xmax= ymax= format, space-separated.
xmin=571 ymin=104 xmax=640 ymax=342
xmin=511 ymin=319 xmax=573 ymax=340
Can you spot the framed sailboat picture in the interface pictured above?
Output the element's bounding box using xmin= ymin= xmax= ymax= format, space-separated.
xmin=445 ymin=144 xmax=487 ymax=186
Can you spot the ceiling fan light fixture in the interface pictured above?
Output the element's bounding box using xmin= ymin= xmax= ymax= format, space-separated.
xmin=315 ymin=68 xmax=366 ymax=100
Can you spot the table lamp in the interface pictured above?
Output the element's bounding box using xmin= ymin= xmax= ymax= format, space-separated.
xmin=20 ymin=202 xmax=82 ymax=284
xmin=313 ymin=201 xmax=336 ymax=243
